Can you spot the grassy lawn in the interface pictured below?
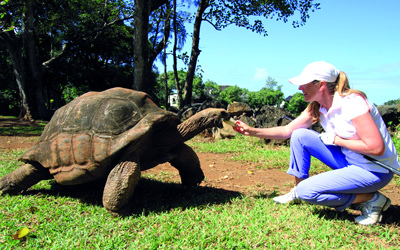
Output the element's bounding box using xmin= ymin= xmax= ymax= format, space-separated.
xmin=1 ymin=121 xmax=400 ymax=249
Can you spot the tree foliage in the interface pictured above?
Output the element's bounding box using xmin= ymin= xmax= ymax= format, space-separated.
xmin=245 ymin=77 xmax=283 ymax=108
xmin=218 ymin=85 xmax=248 ymax=104
xmin=0 ymin=0 xmax=321 ymax=119
xmin=204 ymin=80 xmax=221 ymax=100
xmin=1 ymin=0 xmax=135 ymax=119
xmin=156 ymin=70 xmax=203 ymax=108
xmin=384 ymin=98 xmax=400 ymax=105
xmin=247 ymin=87 xmax=284 ymax=109
xmin=203 ymin=0 xmax=320 ymax=36
xmin=286 ymin=92 xmax=307 ymax=115
xmin=179 ymin=0 xmax=320 ymax=107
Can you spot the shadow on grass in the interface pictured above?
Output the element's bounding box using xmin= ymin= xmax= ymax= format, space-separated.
xmin=310 ymin=205 xmax=400 ymax=226
xmin=0 ymin=118 xmax=46 ymax=136
xmin=380 ymin=206 xmax=400 ymax=226
xmin=21 ymin=177 xmax=242 ymax=217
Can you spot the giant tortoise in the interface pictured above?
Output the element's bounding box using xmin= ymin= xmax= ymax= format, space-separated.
xmin=0 ymin=87 xmax=230 ymax=215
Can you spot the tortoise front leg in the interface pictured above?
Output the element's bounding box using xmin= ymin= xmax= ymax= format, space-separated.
xmin=170 ymin=143 xmax=204 ymax=186
xmin=102 ymin=161 xmax=141 ymax=216
xmin=0 ymin=162 xmax=52 ymax=195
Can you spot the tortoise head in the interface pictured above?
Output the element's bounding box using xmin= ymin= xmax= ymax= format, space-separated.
xmin=177 ymin=108 xmax=230 ymax=142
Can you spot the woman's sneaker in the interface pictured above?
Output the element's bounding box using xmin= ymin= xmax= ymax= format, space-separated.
xmin=273 ymin=187 xmax=302 ymax=204
xmin=355 ymin=192 xmax=391 ymax=225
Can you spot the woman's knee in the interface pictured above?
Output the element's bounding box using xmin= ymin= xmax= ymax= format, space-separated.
xmin=296 ymin=181 xmax=318 ymax=202
xmin=291 ymin=128 xmax=308 ymax=140
xmin=290 ymin=128 xmax=317 ymax=145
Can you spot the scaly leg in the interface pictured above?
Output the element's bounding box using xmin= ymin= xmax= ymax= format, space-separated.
xmin=102 ymin=161 xmax=141 ymax=216
xmin=170 ymin=143 xmax=204 ymax=186
xmin=0 ymin=162 xmax=52 ymax=194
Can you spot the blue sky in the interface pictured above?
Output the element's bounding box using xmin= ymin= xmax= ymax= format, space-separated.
xmin=161 ymin=0 xmax=400 ymax=105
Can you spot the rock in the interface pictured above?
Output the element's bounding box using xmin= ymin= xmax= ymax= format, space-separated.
xmin=228 ymin=102 xmax=252 ymax=117
xmin=377 ymin=105 xmax=399 ymax=133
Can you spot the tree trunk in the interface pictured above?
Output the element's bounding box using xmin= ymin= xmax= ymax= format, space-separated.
xmin=172 ymin=0 xmax=182 ymax=109
xmin=0 ymin=0 xmax=50 ymax=121
xmin=22 ymin=0 xmax=50 ymax=120
xmin=133 ymin=0 xmax=168 ymax=94
xmin=163 ymin=29 xmax=169 ymax=109
xmin=133 ymin=0 xmax=151 ymax=93
xmin=0 ymin=32 xmax=32 ymax=120
xmin=183 ymin=0 xmax=209 ymax=107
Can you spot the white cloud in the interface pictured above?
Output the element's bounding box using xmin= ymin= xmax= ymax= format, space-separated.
xmin=253 ymin=67 xmax=268 ymax=81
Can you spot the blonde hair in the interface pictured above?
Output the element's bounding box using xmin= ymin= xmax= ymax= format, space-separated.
xmin=308 ymin=71 xmax=367 ymax=123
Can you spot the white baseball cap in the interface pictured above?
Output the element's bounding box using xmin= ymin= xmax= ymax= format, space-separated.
xmin=288 ymin=61 xmax=340 ymax=86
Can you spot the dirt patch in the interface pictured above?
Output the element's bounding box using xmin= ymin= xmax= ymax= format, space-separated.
xmin=1 ymin=118 xmax=399 ymax=217
xmin=0 ymin=136 xmax=39 ymax=151
xmin=145 ymin=152 xmax=295 ymax=195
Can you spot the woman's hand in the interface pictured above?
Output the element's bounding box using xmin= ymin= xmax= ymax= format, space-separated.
xmin=233 ymin=120 xmax=253 ymax=136
xmin=319 ymin=132 xmax=337 ymax=145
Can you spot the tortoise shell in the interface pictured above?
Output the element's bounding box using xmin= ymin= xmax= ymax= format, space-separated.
xmin=21 ymin=88 xmax=180 ymax=184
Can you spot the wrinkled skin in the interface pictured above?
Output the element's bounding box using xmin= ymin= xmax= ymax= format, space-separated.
xmin=0 ymin=87 xmax=230 ymax=216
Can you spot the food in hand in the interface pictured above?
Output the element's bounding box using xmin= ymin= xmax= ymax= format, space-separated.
xmin=223 ymin=118 xmax=237 ymax=127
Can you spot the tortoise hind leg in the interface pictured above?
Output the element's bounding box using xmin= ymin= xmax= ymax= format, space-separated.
xmin=102 ymin=161 xmax=141 ymax=216
xmin=0 ymin=162 xmax=52 ymax=194
xmin=170 ymin=143 xmax=205 ymax=186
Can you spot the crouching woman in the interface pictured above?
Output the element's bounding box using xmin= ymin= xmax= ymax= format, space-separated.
xmin=234 ymin=61 xmax=400 ymax=225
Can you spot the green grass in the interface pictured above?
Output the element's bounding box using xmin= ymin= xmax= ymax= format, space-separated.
xmin=1 ymin=125 xmax=400 ymax=248
xmin=1 ymin=173 xmax=400 ymax=249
